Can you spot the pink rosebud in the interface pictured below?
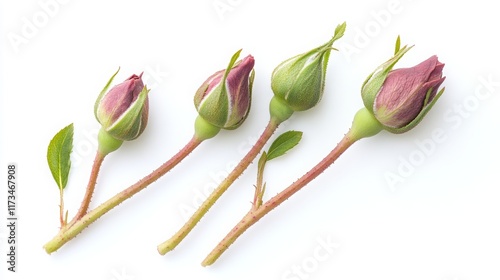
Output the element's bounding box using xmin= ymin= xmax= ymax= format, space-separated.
xmin=194 ymin=50 xmax=255 ymax=131
xmin=95 ymin=70 xmax=150 ymax=142
xmin=374 ymin=56 xmax=445 ymax=129
xmin=361 ymin=42 xmax=446 ymax=133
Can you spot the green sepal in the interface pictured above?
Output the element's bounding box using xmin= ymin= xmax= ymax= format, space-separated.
xmin=94 ymin=68 xmax=120 ymax=119
xmin=282 ymin=52 xmax=324 ymax=111
xmin=220 ymin=49 xmax=243 ymax=128
xmin=394 ymin=36 xmax=401 ymax=55
xmin=222 ymin=49 xmax=242 ymax=85
xmin=196 ymin=49 xmax=243 ymax=129
xmin=271 ymin=22 xmax=346 ymax=112
xmin=106 ymin=86 xmax=150 ymax=140
xmin=332 ymin=22 xmax=347 ymax=42
xmin=384 ymin=87 xmax=445 ymax=134
xmin=196 ymin=83 xmax=229 ymax=128
xmin=361 ymin=41 xmax=413 ymax=115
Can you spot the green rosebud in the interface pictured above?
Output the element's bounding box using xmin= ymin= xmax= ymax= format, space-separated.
xmin=270 ymin=22 xmax=346 ymax=115
xmin=361 ymin=38 xmax=446 ymax=133
xmin=94 ymin=69 xmax=150 ymax=153
xmin=194 ymin=50 xmax=255 ymax=140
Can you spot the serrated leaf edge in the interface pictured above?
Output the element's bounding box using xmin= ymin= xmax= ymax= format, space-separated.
xmin=266 ymin=130 xmax=303 ymax=161
xmin=47 ymin=123 xmax=74 ymax=190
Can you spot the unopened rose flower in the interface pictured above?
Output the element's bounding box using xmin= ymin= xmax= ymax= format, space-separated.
xmin=198 ymin=39 xmax=448 ymax=266
xmin=361 ymin=44 xmax=445 ymax=133
xmin=194 ymin=51 xmax=255 ymax=132
xmin=95 ymin=70 xmax=149 ymax=141
xmin=271 ymin=22 xmax=346 ymax=113
xmin=155 ymin=23 xmax=348 ymax=257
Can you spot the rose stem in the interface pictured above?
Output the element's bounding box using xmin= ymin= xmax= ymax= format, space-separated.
xmin=58 ymin=187 xmax=65 ymax=226
xmin=157 ymin=117 xmax=281 ymax=255
xmin=201 ymin=108 xmax=383 ymax=266
xmin=67 ymin=152 xmax=106 ymax=227
xmin=43 ymin=136 xmax=203 ymax=254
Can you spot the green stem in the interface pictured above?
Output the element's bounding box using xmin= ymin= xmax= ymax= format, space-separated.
xmin=201 ymin=108 xmax=383 ymax=266
xmin=67 ymin=152 xmax=106 ymax=227
xmin=157 ymin=118 xmax=282 ymax=255
xmin=59 ymin=187 xmax=65 ymax=227
xmin=252 ymin=152 xmax=267 ymax=211
xmin=43 ymin=136 xmax=203 ymax=254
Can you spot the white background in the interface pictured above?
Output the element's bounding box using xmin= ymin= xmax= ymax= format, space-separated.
xmin=1 ymin=0 xmax=499 ymax=279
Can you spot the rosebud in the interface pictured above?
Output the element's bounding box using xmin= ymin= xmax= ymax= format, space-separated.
xmin=270 ymin=22 xmax=346 ymax=113
xmin=361 ymin=40 xmax=445 ymax=133
xmin=94 ymin=69 xmax=150 ymax=153
xmin=194 ymin=49 xmax=254 ymax=138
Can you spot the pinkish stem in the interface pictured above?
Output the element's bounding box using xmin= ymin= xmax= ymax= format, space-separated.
xmin=157 ymin=118 xmax=281 ymax=255
xmin=44 ymin=136 xmax=203 ymax=254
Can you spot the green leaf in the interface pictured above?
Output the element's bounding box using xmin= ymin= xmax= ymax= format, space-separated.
xmin=266 ymin=130 xmax=303 ymax=161
xmin=47 ymin=123 xmax=74 ymax=190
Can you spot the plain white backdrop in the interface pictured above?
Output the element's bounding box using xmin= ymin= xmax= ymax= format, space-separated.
xmin=1 ymin=0 xmax=499 ymax=279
